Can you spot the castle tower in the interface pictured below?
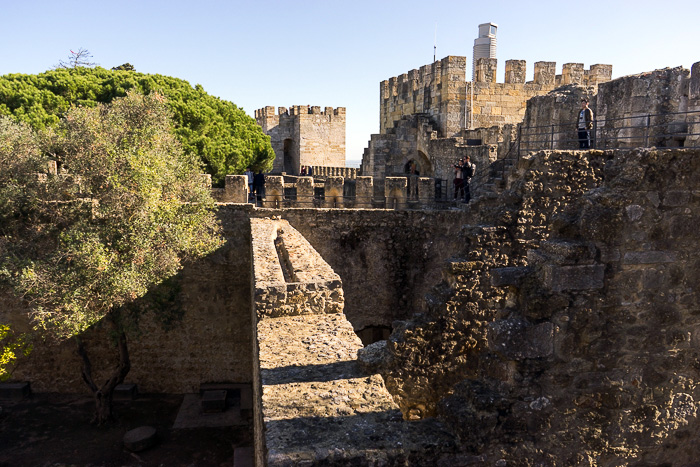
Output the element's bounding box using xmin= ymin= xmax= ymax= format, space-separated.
xmin=255 ymin=106 xmax=346 ymax=175
xmin=473 ymin=22 xmax=497 ymax=80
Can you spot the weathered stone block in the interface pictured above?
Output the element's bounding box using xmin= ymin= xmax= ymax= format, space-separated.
xmin=539 ymin=240 xmax=596 ymax=265
xmin=417 ymin=177 xmax=433 ymax=204
xmin=544 ymin=264 xmax=605 ymax=292
xmin=490 ymin=267 xmax=531 ymax=287
xmin=623 ymin=251 xmax=676 ymax=264
xmin=296 ymin=176 xmax=315 ymax=207
xmin=385 ymin=177 xmax=408 ymax=210
xmin=123 ymin=426 xmax=157 ymax=452
xmin=224 ymin=175 xmax=248 ymax=203
xmin=355 ymin=176 xmax=374 ymax=208
xmin=488 ymin=319 xmax=554 ymax=359
xmin=263 ymin=175 xmax=284 ymax=208
xmin=324 ymin=176 xmax=344 ymax=208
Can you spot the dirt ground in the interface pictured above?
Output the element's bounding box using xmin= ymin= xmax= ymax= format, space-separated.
xmin=0 ymin=393 xmax=252 ymax=467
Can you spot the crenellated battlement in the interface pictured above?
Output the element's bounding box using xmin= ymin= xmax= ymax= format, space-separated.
xmin=254 ymin=104 xmax=347 ymax=175
xmin=379 ymin=55 xmax=612 ymax=137
xmin=254 ymin=105 xmax=346 ymax=119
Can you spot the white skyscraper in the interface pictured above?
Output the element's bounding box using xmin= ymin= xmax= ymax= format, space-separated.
xmin=473 ymin=22 xmax=497 ymax=80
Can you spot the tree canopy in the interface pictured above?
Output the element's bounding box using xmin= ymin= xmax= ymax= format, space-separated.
xmin=0 ymin=67 xmax=274 ymax=185
xmin=0 ymin=92 xmax=224 ymax=422
xmin=0 ymin=92 xmax=223 ymax=339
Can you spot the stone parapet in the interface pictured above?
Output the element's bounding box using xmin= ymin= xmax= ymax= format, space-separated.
xmin=250 ymin=219 xmax=343 ymax=319
xmin=249 ymin=217 xmax=455 ymax=465
xmin=324 ymin=176 xmax=344 ymax=208
xmin=295 ymin=176 xmax=314 ymax=206
xmin=263 ymin=175 xmax=284 ymax=208
xmin=385 ymin=177 xmax=408 ymax=210
xmin=222 ymin=175 xmax=248 ymax=203
xmin=213 ymin=174 xmax=453 ymax=210
xmin=313 ymin=166 xmax=357 ymax=179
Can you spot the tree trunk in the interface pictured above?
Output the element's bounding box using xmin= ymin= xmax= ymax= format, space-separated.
xmin=76 ymin=313 xmax=131 ymax=425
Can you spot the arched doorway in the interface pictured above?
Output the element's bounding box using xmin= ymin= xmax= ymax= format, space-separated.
xmin=283 ymin=139 xmax=297 ymax=175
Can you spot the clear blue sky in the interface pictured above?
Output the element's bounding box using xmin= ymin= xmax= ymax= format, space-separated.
xmin=1 ymin=0 xmax=698 ymax=165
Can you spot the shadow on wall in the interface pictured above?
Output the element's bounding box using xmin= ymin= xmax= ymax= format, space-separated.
xmin=8 ymin=213 xmax=254 ymax=394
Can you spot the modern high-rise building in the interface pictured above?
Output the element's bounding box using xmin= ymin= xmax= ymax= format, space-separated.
xmin=472 ymin=22 xmax=497 ymax=80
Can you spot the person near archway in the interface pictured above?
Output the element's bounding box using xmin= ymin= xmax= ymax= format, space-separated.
xmin=453 ymin=159 xmax=464 ymax=200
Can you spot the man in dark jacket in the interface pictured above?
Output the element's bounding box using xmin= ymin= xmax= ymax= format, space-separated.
xmin=578 ymin=98 xmax=594 ymax=149
xmin=253 ymin=170 xmax=266 ymax=204
xmin=461 ymin=155 xmax=475 ymax=204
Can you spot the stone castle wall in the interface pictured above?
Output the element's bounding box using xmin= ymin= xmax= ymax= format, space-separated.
xmin=373 ymin=147 xmax=700 ymax=465
xmin=3 ymin=208 xmax=255 ymax=393
xmin=519 ymin=61 xmax=700 ymax=152
xmin=3 ymin=205 xmax=468 ymax=395
xmin=249 ymin=218 xmax=455 ymax=465
xmin=264 ymin=209 xmax=469 ymax=332
xmin=379 ymin=56 xmax=612 ymax=137
xmin=255 ymin=105 xmax=346 ymax=175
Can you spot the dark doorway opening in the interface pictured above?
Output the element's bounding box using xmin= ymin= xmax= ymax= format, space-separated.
xmin=356 ymin=325 xmax=392 ymax=346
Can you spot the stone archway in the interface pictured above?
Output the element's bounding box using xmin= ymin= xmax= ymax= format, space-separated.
xmin=283 ymin=139 xmax=297 ymax=175
xmin=402 ymin=151 xmax=433 ymax=177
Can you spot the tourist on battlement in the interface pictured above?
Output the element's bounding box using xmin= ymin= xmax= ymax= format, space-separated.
xmin=461 ymin=155 xmax=475 ymax=204
xmin=577 ymin=98 xmax=594 ymax=149
xmin=253 ymin=169 xmax=266 ymax=204
xmin=245 ymin=167 xmax=254 ymax=201
xmin=453 ymin=159 xmax=464 ymax=200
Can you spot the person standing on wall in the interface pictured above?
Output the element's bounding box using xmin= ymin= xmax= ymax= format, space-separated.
xmin=461 ymin=155 xmax=475 ymax=204
xmin=253 ymin=169 xmax=266 ymax=205
xmin=453 ymin=159 xmax=464 ymax=200
xmin=578 ymin=98 xmax=594 ymax=149
xmin=245 ymin=167 xmax=254 ymax=202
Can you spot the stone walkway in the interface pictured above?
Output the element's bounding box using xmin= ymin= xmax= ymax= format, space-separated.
xmin=250 ymin=218 xmax=455 ymax=465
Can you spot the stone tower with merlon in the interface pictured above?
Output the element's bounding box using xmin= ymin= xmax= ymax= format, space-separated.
xmin=255 ymin=106 xmax=346 ymax=175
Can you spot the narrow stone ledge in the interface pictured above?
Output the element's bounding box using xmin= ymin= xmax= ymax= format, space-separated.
xmin=251 ymin=218 xmax=343 ymax=318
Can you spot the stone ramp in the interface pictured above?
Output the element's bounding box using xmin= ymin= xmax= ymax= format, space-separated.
xmin=250 ymin=218 xmax=455 ymax=465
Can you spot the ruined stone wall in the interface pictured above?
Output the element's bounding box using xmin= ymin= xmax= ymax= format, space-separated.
xmin=3 ymin=208 xmax=255 ymax=393
xmin=249 ymin=208 xmax=469 ymax=333
xmin=249 ymin=218 xmax=456 ymax=465
xmin=520 ymin=85 xmax=597 ymax=151
xmin=361 ymin=115 xmax=497 ymax=192
xmin=255 ymin=106 xmax=346 ymax=174
xmin=375 ymin=147 xmax=700 ymax=465
xmin=518 ymin=62 xmax=700 ymax=152
xmin=596 ymin=66 xmax=692 ymax=148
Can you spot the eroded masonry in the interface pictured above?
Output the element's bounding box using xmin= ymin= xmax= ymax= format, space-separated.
xmin=4 ymin=50 xmax=700 ymax=465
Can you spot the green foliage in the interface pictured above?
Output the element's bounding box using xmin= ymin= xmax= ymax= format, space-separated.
xmin=0 ymin=92 xmax=224 ymax=341
xmin=0 ymin=67 xmax=274 ymax=184
xmin=111 ymin=63 xmax=135 ymax=72
xmin=0 ymin=324 xmax=32 ymax=381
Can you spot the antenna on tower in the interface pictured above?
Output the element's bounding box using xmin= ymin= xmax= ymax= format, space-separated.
xmin=433 ymin=23 xmax=437 ymax=62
